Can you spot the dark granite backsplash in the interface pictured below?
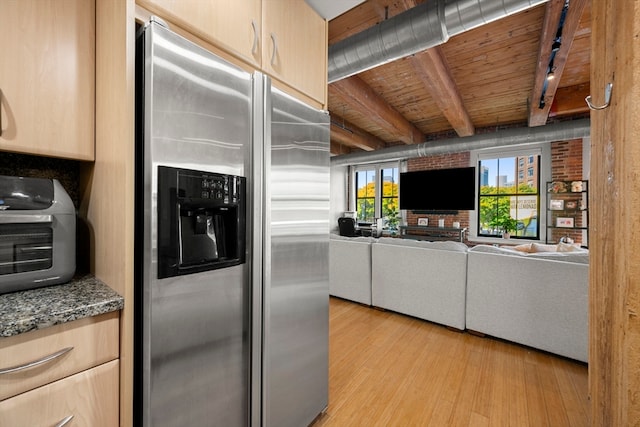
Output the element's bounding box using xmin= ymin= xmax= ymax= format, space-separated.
xmin=0 ymin=152 xmax=80 ymax=208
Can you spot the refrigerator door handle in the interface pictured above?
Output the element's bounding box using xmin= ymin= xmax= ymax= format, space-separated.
xmin=250 ymin=72 xmax=268 ymax=427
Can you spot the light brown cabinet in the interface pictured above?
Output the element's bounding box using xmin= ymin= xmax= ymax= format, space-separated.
xmin=0 ymin=360 xmax=119 ymax=426
xmin=136 ymin=0 xmax=262 ymax=67
xmin=0 ymin=0 xmax=95 ymax=160
xmin=262 ymin=0 xmax=327 ymax=104
xmin=0 ymin=312 xmax=119 ymax=425
xmin=136 ymin=0 xmax=327 ymax=104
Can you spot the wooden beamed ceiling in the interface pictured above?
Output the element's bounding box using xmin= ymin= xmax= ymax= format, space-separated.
xmin=328 ymin=0 xmax=592 ymax=155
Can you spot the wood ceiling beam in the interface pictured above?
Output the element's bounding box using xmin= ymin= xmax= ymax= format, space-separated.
xmin=549 ymin=83 xmax=590 ymax=117
xmin=528 ymin=0 xmax=589 ymax=127
xmin=401 ymin=0 xmax=474 ymax=137
xmin=330 ymin=75 xmax=425 ymax=145
xmin=330 ymin=141 xmax=352 ymax=156
xmin=330 ymin=115 xmax=386 ymax=151
xmin=410 ymin=47 xmax=475 ymax=137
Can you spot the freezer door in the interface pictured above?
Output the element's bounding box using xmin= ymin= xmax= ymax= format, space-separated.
xmin=263 ymin=84 xmax=330 ymax=427
xmin=136 ymin=21 xmax=253 ymax=427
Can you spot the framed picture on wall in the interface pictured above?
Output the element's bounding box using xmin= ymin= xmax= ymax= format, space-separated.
xmin=556 ymin=217 xmax=574 ymax=228
xmin=549 ymin=199 xmax=564 ymax=210
xmin=565 ymin=200 xmax=578 ymax=210
xmin=417 ymin=218 xmax=429 ymax=226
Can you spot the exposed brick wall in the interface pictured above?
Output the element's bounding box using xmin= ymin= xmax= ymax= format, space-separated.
xmin=549 ymin=138 xmax=586 ymax=244
xmin=405 ymin=152 xmax=471 ymax=240
xmin=551 ymin=139 xmax=583 ymax=181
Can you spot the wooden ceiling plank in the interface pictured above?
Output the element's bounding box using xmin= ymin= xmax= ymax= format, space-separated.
xmin=410 ymin=47 xmax=475 ymax=137
xmin=330 ymin=114 xmax=386 ymax=151
xmin=529 ymin=0 xmax=589 ymax=127
xmin=331 ymin=75 xmax=425 ymax=145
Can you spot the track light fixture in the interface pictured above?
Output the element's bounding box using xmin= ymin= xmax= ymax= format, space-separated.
xmin=538 ymin=0 xmax=570 ymax=109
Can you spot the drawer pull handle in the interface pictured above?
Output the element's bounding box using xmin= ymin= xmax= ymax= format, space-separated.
xmin=55 ymin=415 xmax=74 ymax=427
xmin=0 ymin=346 xmax=73 ymax=375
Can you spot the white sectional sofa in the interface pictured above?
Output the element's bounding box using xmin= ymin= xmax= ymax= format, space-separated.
xmin=329 ymin=234 xmax=375 ymax=305
xmin=465 ymin=244 xmax=589 ymax=362
xmin=371 ymin=238 xmax=469 ymax=330
xmin=329 ymin=234 xmax=590 ymax=362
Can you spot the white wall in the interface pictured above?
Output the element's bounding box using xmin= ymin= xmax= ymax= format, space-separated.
xmin=330 ymin=165 xmax=349 ymax=233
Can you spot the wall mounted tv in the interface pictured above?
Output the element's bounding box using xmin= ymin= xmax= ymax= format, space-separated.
xmin=399 ymin=167 xmax=476 ymax=211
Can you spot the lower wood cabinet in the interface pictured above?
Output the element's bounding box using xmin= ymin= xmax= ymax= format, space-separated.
xmin=0 ymin=311 xmax=119 ymax=401
xmin=0 ymin=311 xmax=120 ymax=425
xmin=0 ymin=359 xmax=119 ymax=426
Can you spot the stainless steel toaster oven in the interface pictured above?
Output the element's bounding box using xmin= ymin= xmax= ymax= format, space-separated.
xmin=0 ymin=176 xmax=76 ymax=294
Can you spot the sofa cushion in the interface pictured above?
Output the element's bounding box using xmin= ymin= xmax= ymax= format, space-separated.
xmin=375 ymin=237 xmax=469 ymax=252
xmin=330 ymin=233 xmax=375 ymax=243
xmin=469 ymin=244 xmax=589 ymax=264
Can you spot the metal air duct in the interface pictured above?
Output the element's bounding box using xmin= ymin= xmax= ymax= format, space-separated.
xmin=328 ymin=0 xmax=548 ymax=83
xmin=330 ymin=118 xmax=590 ymax=166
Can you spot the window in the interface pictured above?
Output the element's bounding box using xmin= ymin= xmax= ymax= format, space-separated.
xmin=380 ymin=167 xmax=399 ymax=229
xmin=529 ymin=155 xmax=535 ymax=164
xmin=478 ymin=154 xmax=540 ymax=239
xmin=353 ymin=163 xmax=399 ymax=230
xmin=355 ymin=169 xmax=376 ymax=223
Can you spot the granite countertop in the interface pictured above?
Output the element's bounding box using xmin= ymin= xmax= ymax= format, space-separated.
xmin=0 ymin=275 xmax=124 ymax=338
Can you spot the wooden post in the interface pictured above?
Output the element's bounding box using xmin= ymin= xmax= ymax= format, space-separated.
xmin=589 ymin=0 xmax=640 ymax=425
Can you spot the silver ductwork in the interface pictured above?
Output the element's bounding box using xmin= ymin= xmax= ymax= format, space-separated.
xmin=328 ymin=0 xmax=548 ymax=83
xmin=330 ymin=118 xmax=590 ymax=166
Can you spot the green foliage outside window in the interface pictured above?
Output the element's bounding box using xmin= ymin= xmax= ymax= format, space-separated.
xmin=381 ymin=179 xmax=399 ymax=230
xmin=356 ymin=182 xmax=376 ymax=222
xmin=479 ymin=184 xmax=536 ymax=235
xmin=356 ymin=180 xmax=399 ymax=228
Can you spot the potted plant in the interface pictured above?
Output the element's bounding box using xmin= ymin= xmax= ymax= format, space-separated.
xmin=499 ymin=217 xmax=518 ymax=239
xmin=384 ymin=207 xmax=400 ymax=235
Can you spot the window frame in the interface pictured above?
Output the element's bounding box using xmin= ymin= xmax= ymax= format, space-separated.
xmin=469 ymin=144 xmax=551 ymax=243
xmin=351 ymin=161 xmax=400 ymax=228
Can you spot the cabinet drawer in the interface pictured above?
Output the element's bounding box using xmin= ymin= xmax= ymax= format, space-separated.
xmin=0 ymin=359 xmax=119 ymax=426
xmin=0 ymin=311 xmax=119 ymax=400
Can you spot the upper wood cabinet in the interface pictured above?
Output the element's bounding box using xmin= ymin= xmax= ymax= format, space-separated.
xmin=262 ymin=0 xmax=327 ymax=105
xmin=0 ymin=0 xmax=95 ymax=160
xmin=136 ymin=0 xmax=327 ymax=105
xmin=136 ymin=0 xmax=262 ymax=68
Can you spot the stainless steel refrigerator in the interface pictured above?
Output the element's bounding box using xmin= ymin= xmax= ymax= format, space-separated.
xmin=135 ymin=19 xmax=329 ymax=427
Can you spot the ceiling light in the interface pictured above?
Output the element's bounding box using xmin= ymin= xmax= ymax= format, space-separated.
xmin=547 ymin=71 xmax=555 ymax=81
xmin=552 ymin=40 xmax=562 ymax=52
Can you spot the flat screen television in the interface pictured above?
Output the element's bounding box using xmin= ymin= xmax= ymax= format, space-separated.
xmin=399 ymin=167 xmax=476 ymax=211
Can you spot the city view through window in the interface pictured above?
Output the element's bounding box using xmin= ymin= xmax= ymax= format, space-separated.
xmin=478 ymin=155 xmax=540 ymax=238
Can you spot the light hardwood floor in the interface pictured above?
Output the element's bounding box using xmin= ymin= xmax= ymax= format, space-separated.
xmin=312 ymin=297 xmax=590 ymax=427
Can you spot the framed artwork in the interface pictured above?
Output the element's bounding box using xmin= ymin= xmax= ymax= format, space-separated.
xmin=565 ymin=200 xmax=578 ymax=210
xmin=417 ymin=218 xmax=429 ymax=226
xmin=548 ymin=181 xmax=568 ymax=193
xmin=556 ymin=217 xmax=574 ymax=228
xmin=549 ymin=199 xmax=564 ymax=210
